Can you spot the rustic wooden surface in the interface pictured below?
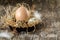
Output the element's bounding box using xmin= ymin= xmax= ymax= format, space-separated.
xmin=0 ymin=0 xmax=60 ymax=40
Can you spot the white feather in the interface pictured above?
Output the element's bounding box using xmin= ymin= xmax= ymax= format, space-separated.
xmin=33 ymin=11 xmax=42 ymax=20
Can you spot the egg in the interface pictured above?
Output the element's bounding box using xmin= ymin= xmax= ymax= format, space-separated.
xmin=15 ymin=5 xmax=30 ymax=21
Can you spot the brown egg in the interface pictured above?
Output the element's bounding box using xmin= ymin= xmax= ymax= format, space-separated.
xmin=15 ymin=5 xmax=30 ymax=21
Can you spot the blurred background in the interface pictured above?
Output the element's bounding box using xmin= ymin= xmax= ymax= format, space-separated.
xmin=0 ymin=0 xmax=60 ymax=40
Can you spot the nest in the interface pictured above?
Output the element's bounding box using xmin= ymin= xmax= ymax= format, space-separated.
xmin=0 ymin=3 xmax=42 ymax=33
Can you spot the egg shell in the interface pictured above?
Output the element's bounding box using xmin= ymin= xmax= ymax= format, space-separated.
xmin=15 ymin=6 xmax=30 ymax=21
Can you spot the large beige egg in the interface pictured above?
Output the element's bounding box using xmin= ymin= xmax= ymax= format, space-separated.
xmin=15 ymin=6 xmax=30 ymax=21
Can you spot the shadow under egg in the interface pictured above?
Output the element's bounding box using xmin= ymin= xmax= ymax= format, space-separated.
xmin=16 ymin=26 xmax=35 ymax=33
xmin=27 ymin=26 xmax=35 ymax=32
xmin=9 ymin=25 xmax=35 ymax=33
xmin=16 ymin=27 xmax=27 ymax=33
